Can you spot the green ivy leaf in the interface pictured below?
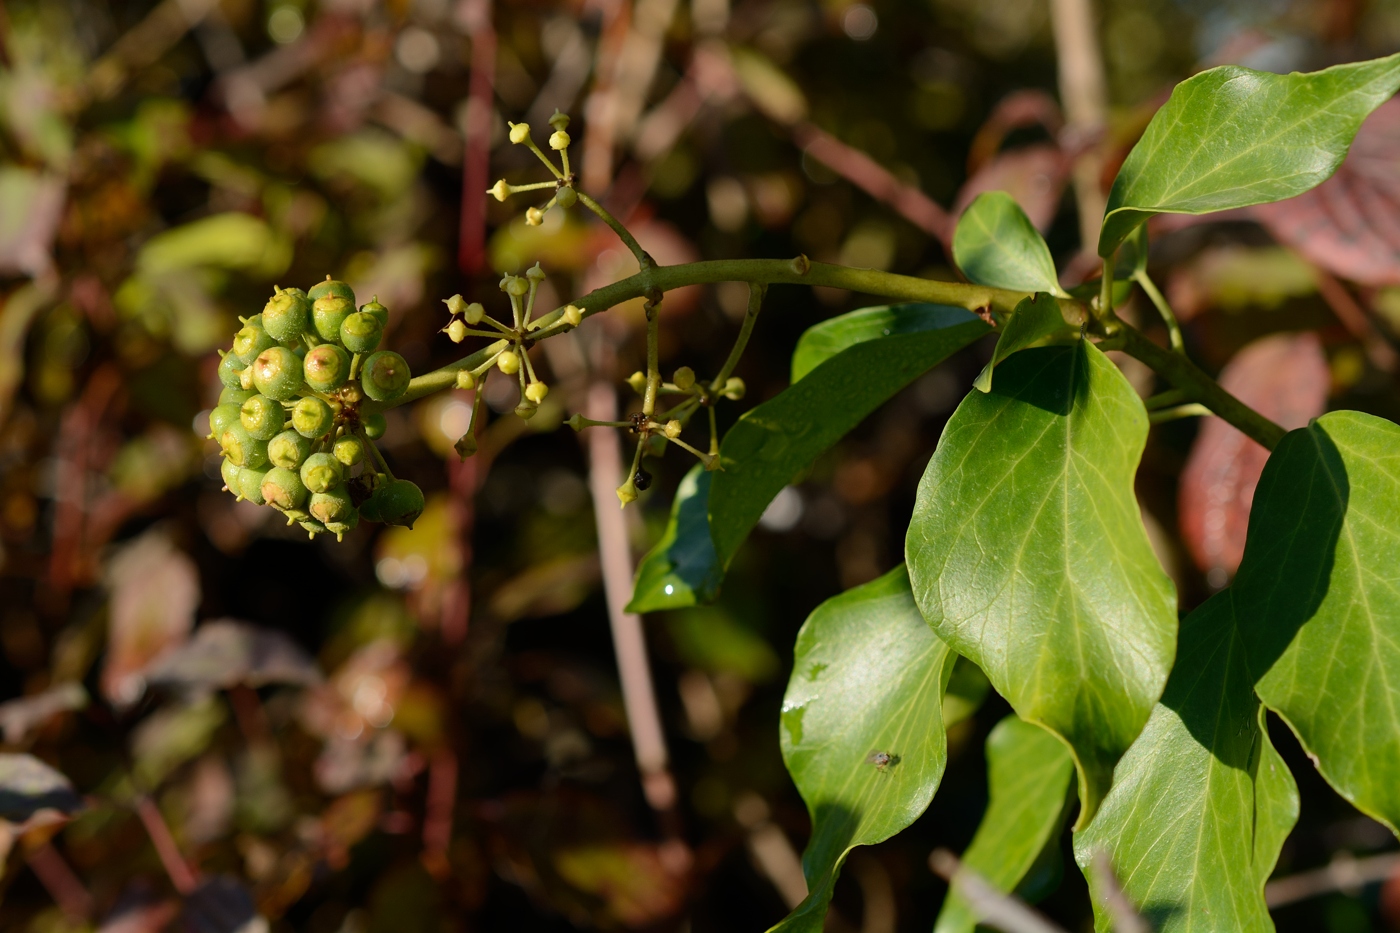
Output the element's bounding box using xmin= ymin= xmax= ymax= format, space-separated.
xmin=906 ymin=342 xmax=1177 ymax=826
xmin=952 ymin=191 xmax=1066 ymax=296
xmin=1234 ymin=411 xmax=1400 ymax=832
xmin=773 ymin=565 xmax=957 ymax=933
xmin=627 ymin=465 xmax=722 ymax=613
xmin=1074 ymin=592 xmax=1299 ymax=933
xmin=789 ymin=302 xmax=986 ymax=383
xmin=711 ymin=306 xmax=988 ymax=567
xmin=934 ymin=716 xmax=1075 ymax=933
xmin=1098 ymin=54 xmax=1400 ymax=256
xmin=972 ymin=293 xmax=1077 ymax=394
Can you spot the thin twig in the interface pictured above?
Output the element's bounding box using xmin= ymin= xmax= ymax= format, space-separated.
xmin=1265 ymin=851 xmax=1400 ymax=908
xmin=1047 ymin=0 xmax=1109 ymax=253
xmin=136 ymin=795 xmax=199 ymax=895
xmin=1133 ymin=269 xmax=1185 ymax=354
xmin=457 ymin=0 xmax=497 ymax=274
xmin=929 ymin=849 xmax=1069 ymax=933
xmin=1090 ymin=851 xmax=1150 ymax=933
xmin=27 ymin=842 xmax=92 ymax=921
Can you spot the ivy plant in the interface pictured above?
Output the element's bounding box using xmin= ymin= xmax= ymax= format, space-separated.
xmin=202 ymin=53 xmax=1400 ymax=932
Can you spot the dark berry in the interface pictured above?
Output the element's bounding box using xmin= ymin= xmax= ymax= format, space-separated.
xmin=634 ymin=468 xmax=652 ymax=491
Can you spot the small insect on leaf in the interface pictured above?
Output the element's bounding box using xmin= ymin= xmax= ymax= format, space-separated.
xmin=867 ymin=750 xmax=899 ymax=772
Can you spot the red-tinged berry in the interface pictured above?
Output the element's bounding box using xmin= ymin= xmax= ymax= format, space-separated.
xmin=309 ymin=485 xmax=355 ymax=525
xmin=262 ymin=287 xmax=312 ymax=343
xmin=260 ymin=466 xmax=307 ymax=511
xmin=252 ymin=346 xmax=304 ymax=400
xmin=303 ymin=343 xmax=351 ymax=393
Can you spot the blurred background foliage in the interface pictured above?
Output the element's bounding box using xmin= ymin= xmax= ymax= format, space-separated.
xmin=3 ymin=0 xmax=1400 ymax=930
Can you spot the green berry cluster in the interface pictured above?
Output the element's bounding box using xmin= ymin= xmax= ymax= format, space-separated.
xmin=211 ymin=278 xmax=425 ymax=539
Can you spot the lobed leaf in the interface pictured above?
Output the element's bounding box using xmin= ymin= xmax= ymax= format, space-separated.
xmin=772 ymin=566 xmax=957 ymax=933
xmin=1074 ymin=592 xmax=1298 ymax=933
xmin=709 ymin=305 xmax=988 ymax=568
xmin=1099 ymin=53 xmax=1400 ymax=256
xmin=934 ymin=716 xmax=1074 ymax=933
xmin=906 ymin=342 xmax=1177 ymax=826
xmin=627 ymin=466 xmax=723 ymax=613
xmin=952 ymin=191 xmax=1065 ymax=295
xmin=1233 ymin=411 xmax=1400 ymax=832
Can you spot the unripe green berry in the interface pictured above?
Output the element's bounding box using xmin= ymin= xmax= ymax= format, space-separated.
xmin=252 ymin=346 xmax=304 ymax=400
xmin=525 ymin=381 xmax=549 ymax=403
xmin=325 ymin=508 xmax=359 ymax=541
xmin=232 ymin=318 xmax=277 ymax=365
xmin=515 ymin=398 xmax=538 ymax=420
xmin=358 ymin=488 xmax=383 ymax=522
xmin=673 ymin=366 xmax=695 ymax=390
xmin=497 ymin=350 xmax=520 ymax=375
xmin=220 ymin=458 xmax=241 ymax=493
xmin=219 ymin=386 xmax=256 ymax=407
xmin=362 ymin=413 xmax=387 ymax=439
xmin=556 ymin=186 xmax=578 ymax=209
xmin=340 ymin=312 xmax=383 ymax=354
xmin=312 ymin=294 xmax=355 ymax=343
xmin=373 ymin=479 xmax=425 ymax=529
xmin=360 ymin=297 xmax=389 ymax=328
xmin=333 ymin=435 xmax=365 ymax=466
xmin=308 ymin=277 xmax=355 ymax=304
xmin=361 ymin=351 xmax=411 ymax=402
xmin=218 ymin=352 xmax=247 ymax=389
xmin=261 ymin=466 xmax=307 ymax=511
xmin=300 ymin=518 xmax=327 ymax=538
xmin=292 ymin=397 xmax=335 ymax=438
xmin=447 ymin=319 xmax=467 ymax=344
xmin=240 ymin=394 xmax=284 ymax=441
xmin=722 ymin=377 xmax=746 ymax=400
xmin=456 ymin=370 xmax=476 ymax=390
xmin=303 ymin=344 xmax=351 ymax=393
xmin=237 ymin=467 xmax=268 ymax=504
xmin=209 ymin=403 xmax=242 ymax=439
xmin=309 ymin=485 xmax=354 ymax=525
xmin=268 ymin=430 xmax=312 ymax=470
xmin=220 ymin=424 xmax=269 ymax=470
xmin=262 ymin=288 xmax=312 ymax=343
xmin=300 ymin=452 xmax=344 ymax=494
xmin=549 ymin=129 xmax=571 ymax=150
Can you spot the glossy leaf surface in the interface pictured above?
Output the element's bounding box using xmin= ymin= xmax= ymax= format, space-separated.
xmin=1099 ymin=54 xmax=1400 ymax=255
xmin=711 ymin=306 xmax=988 ymax=566
xmin=1074 ymin=592 xmax=1298 ymax=933
xmin=952 ymin=191 xmax=1064 ymax=295
xmin=934 ymin=716 xmax=1074 ymax=933
xmin=773 ymin=566 xmax=956 ymax=933
xmin=627 ymin=466 xmax=722 ymax=613
xmin=1234 ymin=411 xmax=1400 ymax=832
xmin=973 ymin=293 xmax=1076 ymax=393
xmin=907 ymin=342 xmax=1177 ymax=825
xmin=788 ymin=302 xmax=986 ymax=384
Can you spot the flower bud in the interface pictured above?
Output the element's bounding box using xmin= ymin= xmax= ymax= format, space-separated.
xmin=444 ymin=294 xmax=468 ymax=316
xmin=261 ymin=466 xmax=308 ymax=511
xmin=548 ymin=109 xmax=570 ymax=132
xmin=292 ymin=396 xmax=335 ymax=438
xmin=505 ymin=277 xmax=529 ymax=298
xmin=626 ymin=371 xmax=647 ymax=394
xmin=220 ymin=424 xmax=269 ymax=470
xmin=252 ymin=346 xmax=304 ymax=400
xmin=524 ymin=381 xmax=549 ymax=403
xmin=566 ymin=413 xmax=585 ymax=432
xmin=447 ymin=319 xmax=468 ymax=343
xmin=526 ymin=262 xmax=546 ymax=282
xmin=465 ymin=302 xmax=485 ymax=325
xmin=237 ymin=467 xmax=268 ymax=504
xmin=456 ymin=370 xmax=476 ymax=390
xmin=219 ymin=386 xmax=256 ymax=407
xmin=496 ymin=350 xmax=521 ymax=375
xmin=220 ymin=458 xmax=241 ymax=493
xmin=673 ymin=366 xmax=695 ymax=390
xmin=240 ymin=394 xmax=284 ymax=441
xmin=360 ymin=297 xmax=389 ymax=328
xmin=525 ymin=207 xmax=545 ymax=226
xmin=303 ymin=343 xmax=351 ymax=393
xmin=312 ymin=294 xmax=355 ymax=343
xmin=300 ymin=452 xmax=344 ymax=494
xmin=307 ymin=277 xmax=356 ymax=304
xmin=454 ymin=431 xmax=478 ymax=459
xmin=489 ymin=179 xmax=511 ymax=202
xmin=262 ymin=288 xmax=312 ymax=343
xmin=218 ymin=352 xmax=247 ymax=389
xmin=549 ymin=130 xmax=571 ymax=150
xmin=209 ymin=403 xmax=242 ymax=439
xmin=508 ymin=122 xmax=530 ymax=144
xmin=555 ymin=186 xmax=578 ymax=209
xmin=616 ymin=477 xmax=637 ymax=507
xmin=722 ymin=377 xmax=746 ymax=400
xmin=374 ymin=479 xmax=425 ymax=528
xmin=333 ymin=435 xmax=365 ymax=466
xmin=269 ymin=430 xmax=312 ymax=470
xmin=664 ymin=420 xmax=682 ymax=439
xmin=233 ymin=320 xmax=276 ymax=365
xmin=340 ymin=311 xmax=383 ymax=353
xmin=361 ymin=351 xmax=411 ymax=402
xmin=309 ymin=485 xmax=355 ymax=525
xmin=515 ymin=398 xmax=538 ymax=420
xmin=362 ymin=413 xmax=387 ymax=439
xmin=562 ymin=304 xmax=583 ymax=327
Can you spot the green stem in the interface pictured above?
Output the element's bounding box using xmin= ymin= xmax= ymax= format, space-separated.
xmin=363 ymin=430 xmax=396 ymax=481
xmin=365 ymin=338 xmax=508 ymax=412
xmin=1133 ymin=269 xmax=1185 ymax=353
xmin=1148 ymin=403 xmax=1213 ymax=424
xmin=576 ymin=190 xmax=649 ymax=267
xmin=711 ymin=283 xmax=765 ymax=394
xmin=1143 ymin=389 xmax=1188 ymax=411
xmin=1118 ymin=326 xmax=1286 ymax=449
xmin=642 ymin=300 xmax=661 ymax=418
xmin=1099 ymin=258 xmax=1114 ymax=323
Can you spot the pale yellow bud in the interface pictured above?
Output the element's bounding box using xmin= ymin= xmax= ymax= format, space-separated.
xmin=497 ymin=350 xmax=521 ymax=375
xmin=616 ymin=479 xmax=638 ymax=507
xmin=526 ymin=262 xmax=546 ymax=282
xmin=508 ymin=122 xmax=530 ymax=144
xmin=456 ymin=370 xmax=476 ymax=390
xmin=525 ymin=381 xmax=549 ymax=403
xmin=447 ymin=320 xmax=467 ymax=343
xmin=673 ymin=366 xmax=695 ymax=390
xmin=525 ymin=206 xmax=545 ymax=226
xmin=505 ymin=276 xmax=529 ymax=297
xmin=465 ymin=302 xmax=485 ymax=325
xmin=549 ymin=130 xmax=571 ymax=150
xmin=664 ymin=420 xmax=682 ymax=438
xmin=562 ymin=304 xmax=583 ymax=327
xmin=444 ymin=294 xmax=468 ymax=315
xmin=489 ymin=179 xmax=510 ymax=201
xmin=626 ymin=371 xmax=647 ymax=394
xmin=722 ymin=377 xmax=746 ymax=400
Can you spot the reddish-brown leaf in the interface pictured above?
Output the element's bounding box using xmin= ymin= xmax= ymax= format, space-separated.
xmin=1179 ymin=333 xmax=1329 ymax=585
xmin=953 ymin=144 xmax=1069 ymax=233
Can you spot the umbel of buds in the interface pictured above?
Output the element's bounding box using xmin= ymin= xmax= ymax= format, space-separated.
xmin=210 ymin=277 xmax=424 ymax=539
